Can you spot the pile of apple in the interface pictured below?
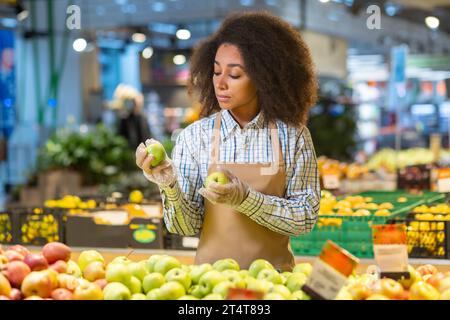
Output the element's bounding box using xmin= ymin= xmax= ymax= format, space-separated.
xmin=336 ymin=264 xmax=450 ymax=300
xmin=0 ymin=243 xmax=105 ymax=300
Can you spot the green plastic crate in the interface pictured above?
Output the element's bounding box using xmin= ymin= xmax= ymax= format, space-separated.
xmin=291 ymin=190 xmax=446 ymax=258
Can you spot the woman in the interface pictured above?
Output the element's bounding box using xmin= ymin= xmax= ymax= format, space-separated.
xmin=136 ymin=11 xmax=320 ymax=271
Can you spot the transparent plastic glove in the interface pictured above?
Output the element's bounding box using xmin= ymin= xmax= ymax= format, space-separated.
xmin=135 ymin=139 xmax=177 ymax=188
xmin=198 ymin=169 xmax=249 ymax=208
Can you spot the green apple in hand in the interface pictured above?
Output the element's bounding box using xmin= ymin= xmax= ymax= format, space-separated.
xmin=164 ymin=268 xmax=191 ymax=291
xmin=158 ymin=281 xmax=186 ymax=300
xmin=143 ymin=273 xmax=165 ymax=293
xmin=147 ymin=142 xmax=166 ymax=167
xmin=189 ymin=263 xmax=213 ymax=285
xmin=204 ymin=172 xmax=229 ymax=188
xmin=248 ymin=259 xmax=275 ymax=278
xmin=103 ymin=282 xmax=131 ymax=300
xmin=213 ymin=258 xmax=240 ymax=272
xmin=257 ymin=269 xmax=283 ymax=285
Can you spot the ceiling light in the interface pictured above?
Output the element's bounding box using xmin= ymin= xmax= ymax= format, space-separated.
xmin=176 ymin=29 xmax=191 ymax=40
xmin=142 ymin=47 xmax=154 ymax=59
xmin=173 ymin=54 xmax=186 ymax=65
xmin=425 ymin=16 xmax=439 ymax=29
xmin=132 ymin=32 xmax=146 ymax=43
xmin=73 ymin=38 xmax=87 ymax=52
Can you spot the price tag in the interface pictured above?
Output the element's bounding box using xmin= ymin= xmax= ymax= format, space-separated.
xmin=323 ymin=174 xmax=340 ymax=190
xmin=226 ymin=288 xmax=263 ymax=300
xmin=182 ymin=236 xmax=199 ymax=249
xmin=302 ymin=240 xmax=359 ymax=300
xmin=437 ymin=168 xmax=450 ymax=193
xmin=372 ymin=224 xmax=409 ymax=279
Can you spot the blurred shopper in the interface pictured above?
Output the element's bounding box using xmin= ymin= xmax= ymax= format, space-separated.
xmin=114 ymin=84 xmax=151 ymax=149
xmin=136 ymin=12 xmax=320 ymax=271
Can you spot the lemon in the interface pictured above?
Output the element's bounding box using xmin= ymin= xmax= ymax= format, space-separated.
xmin=129 ymin=190 xmax=144 ymax=203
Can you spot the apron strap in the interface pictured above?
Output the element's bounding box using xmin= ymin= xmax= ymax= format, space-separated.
xmin=210 ymin=112 xmax=284 ymax=166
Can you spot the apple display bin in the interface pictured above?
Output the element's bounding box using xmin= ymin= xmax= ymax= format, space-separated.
xmin=64 ymin=210 xmax=164 ymax=249
xmin=8 ymin=207 xmax=65 ymax=246
xmin=290 ymin=190 xmax=445 ymax=259
xmin=0 ymin=211 xmax=14 ymax=244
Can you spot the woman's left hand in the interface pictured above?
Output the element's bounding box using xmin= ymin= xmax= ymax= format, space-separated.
xmin=198 ymin=169 xmax=250 ymax=208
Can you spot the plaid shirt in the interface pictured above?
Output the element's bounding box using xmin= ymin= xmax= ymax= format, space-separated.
xmin=160 ymin=110 xmax=320 ymax=237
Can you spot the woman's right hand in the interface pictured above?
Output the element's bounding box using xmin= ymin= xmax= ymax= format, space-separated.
xmin=135 ymin=139 xmax=177 ymax=188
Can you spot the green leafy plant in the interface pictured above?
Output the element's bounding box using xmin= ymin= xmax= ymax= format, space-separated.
xmin=36 ymin=124 xmax=136 ymax=185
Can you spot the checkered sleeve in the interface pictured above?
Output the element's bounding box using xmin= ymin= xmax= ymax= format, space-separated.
xmin=236 ymin=126 xmax=320 ymax=236
xmin=159 ymin=128 xmax=204 ymax=236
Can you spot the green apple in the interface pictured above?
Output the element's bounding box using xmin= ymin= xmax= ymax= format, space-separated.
xmin=146 ymin=142 xmax=166 ymax=167
xmin=263 ymin=292 xmax=285 ymax=300
xmin=202 ymin=293 xmax=223 ymax=300
xmin=103 ymin=282 xmax=131 ymax=300
xmin=281 ymin=272 xmax=292 ymax=284
xmin=293 ymin=263 xmax=313 ymax=277
xmin=222 ymin=270 xmax=246 ymax=289
xmin=239 ymin=270 xmax=250 ymax=279
xmin=199 ymin=270 xmax=227 ymax=296
xmin=110 ymin=256 xmax=132 ymax=266
xmin=188 ymin=285 xmax=206 ymax=299
xmin=212 ymin=281 xmax=234 ymax=298
xmin=246 ymin=278 xmax=274 ymax=294
xmin=153 ymin=256 xmax=181 ymax=275
xmin=213 ymin=258 xmax=240 ymax=272
xmin=128 ymin=261 xmax=148 ymax=282
xmin=292 ymin=290 xmax=311 ymax=300
xmin=257 ymin=269 xmax=283 ymax=284
xmin=146 ymin=288 xmax=163 ymax=300
xmin=106 ymin=263 xmax=132 ymax=288
xmin=204 ymin=172 xmax=229 ymax=188
xmin=178 ymin=295 xmax=199 ymax=300
xmin=130 ymin=276 xmax=142 ymax=294
xmin=268 ymin=284 xmax=292 ymax=299
xmin=189 ymin=263 xmax=213 ymax=285
xmin=158 ymin=281 xmax=186 ymax=300
xmin=131 ymin=293 xmax=147 ymax=300
xmin=77 ymin=250 xmax=104 ymax=271
xmin=145 ymin=255 xmax=165 ymax=273
xmin=248 ymin=259 xmax=275 ymax=278
xmin=164 ymin=268 xmax=191 ymax=291
xmin=285 ymin=273 xmax=307 ymax=293
xmin=66 ymin=260 xmax=82 ymax=278
xmin=143 ymin=273 xmax=165 ymax=293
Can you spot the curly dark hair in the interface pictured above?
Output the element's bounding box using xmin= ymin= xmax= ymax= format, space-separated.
xmin=189 ymin=11 xmax=318 ymax=126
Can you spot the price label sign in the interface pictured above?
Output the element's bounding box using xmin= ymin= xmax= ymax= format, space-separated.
xmin=437 ymin=168 xmax=450 ymax=193
xmin=323 ymin=174 xmax=340 ymax=190
xmin=372 ymin=224 xmax=409 ymax=280
xmin=301 ymin=240 xmax=359 ymax=300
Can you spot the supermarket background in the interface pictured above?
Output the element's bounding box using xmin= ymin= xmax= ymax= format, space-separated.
xmin=0 ymin=0 xmax=450 ymax=300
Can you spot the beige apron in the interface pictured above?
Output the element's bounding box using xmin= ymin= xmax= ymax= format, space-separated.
xmin=195 ymin=113 xmax=295 ymax=271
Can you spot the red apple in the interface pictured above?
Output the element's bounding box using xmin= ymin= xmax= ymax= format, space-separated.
xmin=417 ymin=264 xmax=438 ymax=277
xmin=42 ymin=242 xmax=71 ymax=264
xmin=51 ymin=288 xmax=74 ymax=300
xmin=372 ymin=278 xmax=404 ymax=300
xmin=94 ymin=278 xmax=107 ymax=290
xmin=21 ymin=270 xmax=58 ymax=298
xmin=9 ymin=245 xmax=30 ymax=257
xmin=5 ymin=250 xmax=24 ymax=262
xmin=426 ymin=272 xmax=445 ymax=288
xmin=0 ymin=273 xmax=12 ymax=297
xmin=1 ymin=261 xmax=31 ymax=287
xmin=49 ymin=260 xmax=68 ymax=274
xmin=23 ymin=253 xmax=48 ymax=271
xmin=9 ymin=288 xmax=22 ymax=300
xmin=347 ymin=282 xmax=372 ymax=300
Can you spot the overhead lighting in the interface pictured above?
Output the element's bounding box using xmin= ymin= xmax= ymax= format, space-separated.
xmin=176 ymin=28 xmax=191 ymax=40
xmin=73 ymin=38 xmax=87 ymax=52
xmin=319 ymin=0 xmax=330 ymax=3
xmin=173 ymin=54 xmax=186 ymax=65
xmin=425 ymin=16 xmax=439 ymax=29
xmin=142 ymin=47 xmax=154 ymax=59
xmin=132 ymin=32 xmax=146 ymax=43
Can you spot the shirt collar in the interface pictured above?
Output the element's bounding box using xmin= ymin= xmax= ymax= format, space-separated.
xmin=220 ymin=110 xmax=265 ymax=141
